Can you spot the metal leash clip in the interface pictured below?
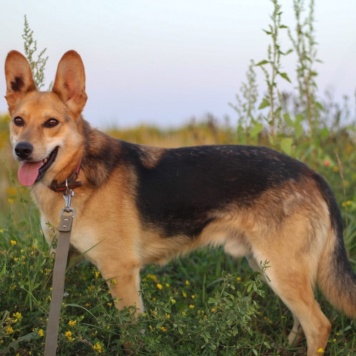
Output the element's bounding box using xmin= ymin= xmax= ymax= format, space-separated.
xmin=62 ymin=179 xmax=75 ymax=214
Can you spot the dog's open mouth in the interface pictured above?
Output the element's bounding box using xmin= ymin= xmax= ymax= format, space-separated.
xmin=17 ymin=147 xmax=59 ymax=186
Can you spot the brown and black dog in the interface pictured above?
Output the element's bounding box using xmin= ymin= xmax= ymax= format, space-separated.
xmin=4 ymin=50 xmax=356 ymax=355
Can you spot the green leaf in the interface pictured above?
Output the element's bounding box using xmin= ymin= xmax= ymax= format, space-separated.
xmin=278 ymin=72 xmax=291 ymax=83
xmin=283 ymin=113 xmax=293 ymax=126
xmin=295 ymin=123 xmax=303 ymax=139
xmin=274 ymin=106 xmax=282 ymax=117
xmin=320 ymin=127 xmax=329 ymax=140
xmin=258 ymin=98 xmax=270 ymax=110
xmin=283 ymin=113 xmax=303 ymax=139
xmin=280 ymin=137 xmax=293 ymax=155
xmin=1 ymin=332 xmax=37 ymax=353
xmin=250 ymin=122 xmax=264 ymax=138
xmin=255 ymin=60 xmax=269 ymax=66
xmin=315 ymin=101 xmax=324 ymax=110
xmin=295 ymin=114 xmax=304 ymax=123
xmin=262 ymin=25 xmax=273 ymax=36
xmin=279 ymin=48 xmax=293 ymax=56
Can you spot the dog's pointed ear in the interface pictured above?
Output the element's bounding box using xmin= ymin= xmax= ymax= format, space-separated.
xmin=52 ymin=50 xmax=87 ymax=117
xmin=4 ymin=50 xmax=36 ymax=115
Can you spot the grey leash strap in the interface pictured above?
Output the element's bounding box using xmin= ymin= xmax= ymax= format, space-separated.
xmin=44 ymin=188 xmax=74 ymax=356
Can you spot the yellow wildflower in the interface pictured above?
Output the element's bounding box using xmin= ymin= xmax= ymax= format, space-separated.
xmin=110 ymin=278 xmax=117 ymax=285
xmin=68 ymin=320 xmax=77 ymax=327
xmin=342 ymin=200 xmax=352 ymax=208
xmin=5 ymin=326 xmax=14 ymax=334
xmin=93 ymin=342 xmax=103 ymax=353
xmin=64 ymin=331 xmax=74 ymax=341
xmin=38 ymin=329 xmax=44 ymax=337
xmin=185 ymin=280 xmax=190 ymax=286
xmin=160 ymin=326 xmax=167 ymax=332
xmin=317 ymin=348 xmax=324 ymax=354
xmin=10 ymin=240 xmax=17 ymax=246
xmin=7 ymin=186 xmax=17 ymax=196
xmin=156 ymin=283 xmax=163 ymax=290
xmin=13 ymin=312 xmax=22 ymax=322
xmin=189 ymin=304 xmax=195 ymax=309
xmin=146 ymin=274 xmax=158 ymax=282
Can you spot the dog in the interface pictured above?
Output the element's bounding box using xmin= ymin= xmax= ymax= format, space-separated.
xmin=4 ymin=50 xmax=356 ymax=355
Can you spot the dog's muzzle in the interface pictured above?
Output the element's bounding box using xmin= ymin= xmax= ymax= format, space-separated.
xmin=14 ymin=144 xmax=59 ymax=187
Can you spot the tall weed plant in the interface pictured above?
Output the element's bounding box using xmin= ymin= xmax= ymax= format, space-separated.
xmin=231 ymin=0 xmax=353 ymax=155
xmin=22 ymin=15 xmax=48 ymax=89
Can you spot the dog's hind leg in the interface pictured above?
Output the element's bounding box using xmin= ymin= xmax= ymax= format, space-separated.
xmin=287 ymin=314 xmax=303 ymax=347
xmin=253 ymin=253 xmax=331 ymax=356
xmin=277 ymin=284 xmax=330 ymax=356
xmin=247 ymin=255 xmax=304 ymax=346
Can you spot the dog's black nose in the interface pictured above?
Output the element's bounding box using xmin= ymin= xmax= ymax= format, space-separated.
xmin=15 ymin=142 xmax=33 ymax=159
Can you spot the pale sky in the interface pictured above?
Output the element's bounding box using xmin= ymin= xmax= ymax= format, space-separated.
xmin=1 ymin=0 xmax=356 ymax=128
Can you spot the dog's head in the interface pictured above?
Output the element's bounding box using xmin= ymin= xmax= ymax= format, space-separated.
xmin=4 ymin=50 xmax=87 ymax=187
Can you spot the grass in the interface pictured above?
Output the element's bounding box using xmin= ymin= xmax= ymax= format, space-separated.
xmin=1 ymin=219 xmax=354 ymax=355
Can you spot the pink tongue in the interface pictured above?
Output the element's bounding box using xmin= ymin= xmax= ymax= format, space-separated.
xmin=18 ymin=161 xmax=43 ymax=186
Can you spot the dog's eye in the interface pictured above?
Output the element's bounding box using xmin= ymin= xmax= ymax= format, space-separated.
xmin=13 ymin=116 xmax=25 ymax=127
xmin=44 ymin=118 xmax=59 ymax=128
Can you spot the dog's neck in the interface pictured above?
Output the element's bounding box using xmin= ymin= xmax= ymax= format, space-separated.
xmin=49 ymin=162 xmax=83 ymax=192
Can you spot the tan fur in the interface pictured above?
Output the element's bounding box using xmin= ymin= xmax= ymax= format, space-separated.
xmin=4 ymin=50 xmax=356 ymax=356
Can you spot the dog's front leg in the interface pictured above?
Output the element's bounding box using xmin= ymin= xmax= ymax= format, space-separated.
xmin=99 ymin=261 xmax=143 ymax=355
xmin=100 ymin=261 xmax=143 ymax=315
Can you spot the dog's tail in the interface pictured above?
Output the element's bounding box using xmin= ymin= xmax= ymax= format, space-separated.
xmin=315 ymin=174 xmax=356 ymax=319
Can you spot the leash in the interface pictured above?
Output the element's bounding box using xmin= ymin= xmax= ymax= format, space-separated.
xmin=44 ymin=185 xmax=75 ymax=356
